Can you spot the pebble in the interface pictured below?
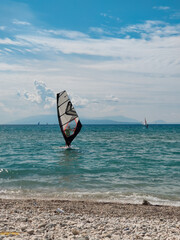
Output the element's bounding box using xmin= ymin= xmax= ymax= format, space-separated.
xmin=0 ymin=199 xmax=179 ymax=240
xmin=27 ymin=229 xmax=34 ymax=235
xmin=72 ymin=228 xmax=79 ymax=235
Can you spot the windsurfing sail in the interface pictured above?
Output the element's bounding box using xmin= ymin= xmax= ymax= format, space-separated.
xmin=57 ymin=90 xmax=82 ymax=146
xmin=144 ymin=118 xmax=148 ymax=128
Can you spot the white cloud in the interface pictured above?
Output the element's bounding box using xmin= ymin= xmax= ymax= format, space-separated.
xmin=7 ymin=20 xmax=178 ymax=69
xmin=89 ymin=27 xmax=110 ymax=35
xmin=23 ymin=91 xmax=41 ymax=104
xmin=0 ymin=61 xmax=46 ymax=72
xmin=19 ymin=80 xmax=55 ymax=109
xmin=0 ymin=102 xmax=11 ymax=113
xmin=13 ymin=19 xmax=31 ymax=26
xmin=100 ymin=13 xmax=107 ymax=17
xmin=0 ymin=26 xmax=6 ymax=30
xmin=4 ymin=48 xmax=13 ymax=53
xmin=100 ymin=13 xmax=121 ymax=22
xmin=1 ymin=20 xmax=179 ymax=62
xmin=44 ymin=29 xmax=88 ymax=39
xmin=0 ymin=62 xmax=28 ymax=71
xmin=34 ymin=80 xmax=55 ymax=101
xmin=170 ymin=12 xmax=180 ymax=20
xmin=105 ymin=95 xmax=119 ymax=102
xmin=70 ymin=94 xmax=89 ymax=107
xmin=121 ymin=21 xmax=180 ymax=38
xmin=153 ymin=6 xmax=170 ymax=11
xmin=0 ymin=19 xmax=180 ymax=123
xmin=0 ymin=37 xmax=28 ymax=46
xmin=15 ymin=32 xmax=180 ymax=72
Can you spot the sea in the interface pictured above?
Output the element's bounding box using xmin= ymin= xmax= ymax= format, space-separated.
xmin=0 ymin=124 xmax=180 ymax=206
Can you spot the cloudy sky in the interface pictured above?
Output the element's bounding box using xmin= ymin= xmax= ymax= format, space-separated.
xmin=0 ymin=0 xmax=180 ymax=123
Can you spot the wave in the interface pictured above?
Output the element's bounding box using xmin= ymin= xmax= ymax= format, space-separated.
xmin=1 ymin=188 xmax=180 ymax=207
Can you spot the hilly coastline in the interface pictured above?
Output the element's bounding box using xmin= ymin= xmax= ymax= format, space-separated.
xmin=8 ymin=114 xmax=140 ymax=125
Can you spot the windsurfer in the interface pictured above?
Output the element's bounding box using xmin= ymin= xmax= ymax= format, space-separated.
xmin=57 ymin=90 xmax=82 ymax=147
xmin=65 ymin=125 xmax=71 ymax=137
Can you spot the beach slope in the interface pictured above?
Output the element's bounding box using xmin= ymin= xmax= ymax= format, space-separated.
xmin=0 ymin=199 xmax=179 ymax=239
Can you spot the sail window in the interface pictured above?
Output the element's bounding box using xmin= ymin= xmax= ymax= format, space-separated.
xmin=64 ymin=119 xmax=77 ymax=137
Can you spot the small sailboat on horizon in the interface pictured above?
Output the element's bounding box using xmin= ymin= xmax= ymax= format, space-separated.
xmin=144 ymin=118 xmax=148 ymax=128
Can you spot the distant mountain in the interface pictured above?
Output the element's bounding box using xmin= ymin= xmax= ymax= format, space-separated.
xmin=81 ymin=119 xmax=139 ymax=125
xmin=10 ymin=115 xmax=58 ymax=125
xmin=82 ymin=116 xmax=140 ymax=124
xmin=7 ymin=115 xmax=180 ymax=125
xmin=151 ymin=120 xmax=167 ymax=124
xmin=9 ymin=114 xmax=140 ymax=125
xmin=106 ymin=115 xmax=139 ymax=123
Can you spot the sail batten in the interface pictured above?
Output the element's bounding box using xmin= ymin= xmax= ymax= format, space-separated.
xmin=58 ymin=99 xmax=70 ymax=108
xmin=60 ymin=117 xmax=77 ymax=127
xmin=57 ymin=90 xmax=82 ymax=146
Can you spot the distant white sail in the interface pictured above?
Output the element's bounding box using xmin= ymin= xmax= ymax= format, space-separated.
xmin=144 ymin=118 xmax=148 ymax=128
xmin=57 ymin=90 xmax=82 ymax=146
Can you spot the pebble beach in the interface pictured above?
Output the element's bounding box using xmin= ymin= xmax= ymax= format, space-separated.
xmin=0 ymin=198 xmax=180 ymax=240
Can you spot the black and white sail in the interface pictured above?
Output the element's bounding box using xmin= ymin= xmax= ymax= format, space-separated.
xmin=57 ymin=91 xmax=82 ymax=146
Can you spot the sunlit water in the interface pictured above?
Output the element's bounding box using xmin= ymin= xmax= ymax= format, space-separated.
xmin=0 ymin=124 xmax=180 ymax=206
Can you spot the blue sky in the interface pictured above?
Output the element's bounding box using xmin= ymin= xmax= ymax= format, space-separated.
xmin=0 ymin=0 xmax=180 ymax=123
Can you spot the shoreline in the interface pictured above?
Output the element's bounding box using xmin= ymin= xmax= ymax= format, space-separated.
xmin=1 ymin=191 xmax=180 ymax=207
xmin=0 ymin=198 xmax=179 ymax=239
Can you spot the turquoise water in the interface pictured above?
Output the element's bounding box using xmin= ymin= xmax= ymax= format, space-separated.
xmin=0 ymin=124 xmax=180 ymax=206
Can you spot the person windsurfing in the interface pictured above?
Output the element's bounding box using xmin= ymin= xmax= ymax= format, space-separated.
xmin=57 ymin=90 xmax=82 ymax=147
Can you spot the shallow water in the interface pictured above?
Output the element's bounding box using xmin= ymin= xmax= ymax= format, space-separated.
xmin=0 ymin=124 xmax=180 ymax=206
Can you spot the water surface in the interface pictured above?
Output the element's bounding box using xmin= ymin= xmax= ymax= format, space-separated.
xmin=0 ymin=124 xmax=179 ymax=206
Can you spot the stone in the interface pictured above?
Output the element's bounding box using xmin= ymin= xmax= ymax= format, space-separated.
xmin=38 ymin=223 xmax=46 ymax=228
xmin=142 ymin=200 xmax=152 ymax=206
xmin=27 ymin=229 xmax=34 ymax=235
xmin=72 ymin=228 xmax=79 ymax=235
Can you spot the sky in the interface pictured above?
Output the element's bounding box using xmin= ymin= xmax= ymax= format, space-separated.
xmin=0 ymin=0 xmax=180 ymax=123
